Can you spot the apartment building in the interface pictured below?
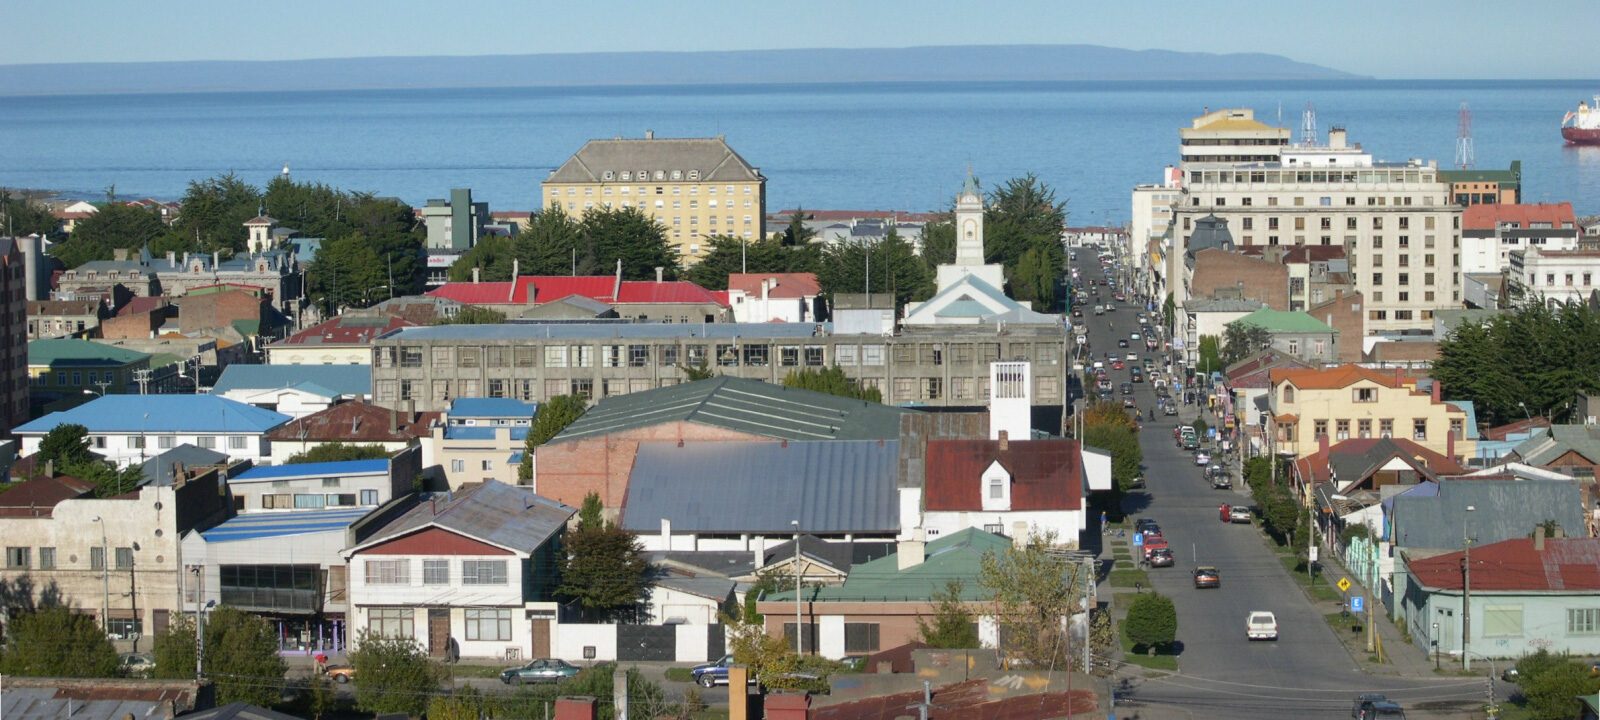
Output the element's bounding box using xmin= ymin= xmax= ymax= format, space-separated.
xmin=1461 ymin=202 xmax=1580 ymax=274
xmin=1509 ymin=248 xmax=1600 ymax=307
xmin=1438 ymin=161 xmax=1521 ymax=207
xmin=1178 ymin=108 xmax=1291 ymax=164
xmin=368 ymin=322 xmax=1070 ymax=413
xmin=1267 ymin=365 xmax=1474 ymax=461
xmin=543 ymin=133 xmax=766 ymax=262
xmin=0 ymin=238 xmax=29 ymax=433
xmin=1169 ymin=129 xmax=1463 ymax=335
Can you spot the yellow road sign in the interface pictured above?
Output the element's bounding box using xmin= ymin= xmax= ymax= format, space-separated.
xmin=1337 ymin=577 xmax=1352 ymax=592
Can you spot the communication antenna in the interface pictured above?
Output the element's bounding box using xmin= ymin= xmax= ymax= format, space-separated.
xmin=1300 ymin=102 xmax=1318 ymax=146
xmin=1456 ymin=102 xmax=1475 ymax=170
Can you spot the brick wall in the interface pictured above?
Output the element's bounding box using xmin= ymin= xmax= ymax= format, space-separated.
xmin=1308 ymin=291 xmax=1366 ymax=363
xmin=535 ymin=421 xmax=770 ymax=508
xmin=178 ymin=290 xmax=263 ymax=334
xmin=1190 ymin=249 xmax=1290 ymax=310
xmin=100 ymin=309 xmax=164 ymax=339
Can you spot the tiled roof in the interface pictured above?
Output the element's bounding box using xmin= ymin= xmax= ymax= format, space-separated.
xmin=273 ymin=314 xmax=414 ymax=347
xmin=28 ymin=338 xmax=148 ymax=366
xmin=546 ymin=136 xmax=762 ymax=184
xmin=1483 ymin=417 xmax=1551 ymax=442
xmin=231 ymin=458 xmax=389 ymax=483
xmin=426 ymin=276 xmax=725 ymax=307
xmin=924 ymin=439 xmax=1083 ymax=512
xmin=553 ymin=376 xmax=908 ymax=443
xmin=1224 ymin=349 xmax=1312 ymax=387
xmin=1269 ymin=364 xmax=1413 ymax=390
xmin=1462 ymin=202 xmax=1576 ymax=232
xmin=15 ymin=395 xmax=290 ymax=435
xmin=0 ymin=475 xmax=95 ymax=516
xmin=350 ymin=481 xmax=575 ymax=555
xmin=264 ymin=401 xmax=438 ymax=442
xmin=727 ymin=272 xmax=821 ymax=298
xmin=1408 ymin=537 xmax=1600 ymax=592
xmin=211 ymin=364 xmax=371 ymax=397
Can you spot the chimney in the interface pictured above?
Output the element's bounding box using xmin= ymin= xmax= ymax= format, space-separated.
xmin=1432 ymin=380 xmax=1441 ymax=403
xmin=612 ymin=259 xmax=623 ymax=301
xmin=1329 ymin=127 xmax=1348 ymax=149
xmin=655 ymin=266 xmax=664 ymax=283
xmin=897 ymin=529 xmax=926 ymax=571
xmin=660 ymin=517 xmax=672 ymax=551
xmin=1318 ymin=432 xmax=1329 ymax=456
xmin=761 ymin=277 xmax=772 ymax=310
xmin=753 ymin=539 xmax=765 ymax=572
xmin=166 ymin=251 xmax=176 ymax=268
xmin=999 ymin=429 xmax=1009 ymax=451
xmin=113 ymin=248 xmax=129 ymax=262
xmin=644 ymin=129 xmax=654 ymax=140
xmin=472 ymin=267 xmax=480 ymax=284
xmin=389 ymin=408 xmax=399 ymax=434
xmin=1534 ymin=525 xmax=1546 ymax=551
xmin=512 ymin=258 xmax=520 ymax=280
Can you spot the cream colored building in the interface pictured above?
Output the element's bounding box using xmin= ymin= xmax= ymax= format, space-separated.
xmin=543 ymin=133 xmax=766 ymax=263
xmin=1178 ymin=108 xmax=1290 ymax=165
xmin=1267 ymin=365 xmax=1474 ymax=461
xmin=1169 ymin=129 xmax=1463 ymax=335
xmin=422 ymin=424 xmax=526 ymax=490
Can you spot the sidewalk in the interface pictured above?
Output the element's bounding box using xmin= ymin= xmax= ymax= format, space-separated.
xmin=1313 ymin=551 xmax=1440 ymax=678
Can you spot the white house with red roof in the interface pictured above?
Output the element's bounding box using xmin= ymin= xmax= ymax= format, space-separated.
xmin=725 ymin=272 xmax=820 ymax=323
xmin=426 ymin=274 xmax=728 ymax=322
xmin=1461 ymin=202 xmax=1580 ymax=274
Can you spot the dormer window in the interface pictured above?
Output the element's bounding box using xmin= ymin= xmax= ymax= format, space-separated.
xmin=1281 ymin=385 xmax=1296 ymax=404
xmin=980 ymin=460 xmax=1011 ymax=512
xmin=620 ymin=171 xmax=631 ymax=181
xmin=670 ymin=170 xmax=682 ymax=181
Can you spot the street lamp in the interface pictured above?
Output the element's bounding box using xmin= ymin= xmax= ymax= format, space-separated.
xmin=791 ymin=519 xmax=802 ymax=655
xmin=127 ymin=541 xmax=141 ymax=652
xmin=1517 ymin=401 xmax=1532 ymax=422
xmin=1463 ymin=504 xmax=1476 ymax=671
xmin=92 ymin=516 xmax=109 ymax=636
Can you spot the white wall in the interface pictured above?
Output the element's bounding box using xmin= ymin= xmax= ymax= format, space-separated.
xmin=266 ymin=346 xmax=371 ymax=366
xmin=219 ymin=388 xmax=337 ymax=419
xmin=349 ymin=554 xmax=526 ymax=609
xmin=923 ymin=509 xmax=1086 ymax=546
xmin=230 ymin=473 xmax=395 ymax=512
xmin=20 ymin=431 xmax=272 ymax=468
xmin=819 ymin=615 xmax=846 ymax=659
xmin=647 ymin=586 xmax=724 ymax=625
xmin=554 ymin=623 xmax=618 ymax=662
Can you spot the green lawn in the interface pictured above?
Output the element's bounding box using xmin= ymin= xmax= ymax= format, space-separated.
xmin=664 ymin=667 xmax=695 ymax=682
xmin=1109 ymin=567 xmax=1150 ymax=589
xmin=443 ymin=664 xmax=512 ymax=679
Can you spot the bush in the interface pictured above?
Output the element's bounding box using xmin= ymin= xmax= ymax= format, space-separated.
xmin=1522 ymin=658 xmax=1600 ymax=720
xmin=0 ymin=607 xmax=118 ymax=677
xmin=203 ymin=606 xmax=288 ymax=706
xmin=1123 ymin=592 xmax=1177 ymax=656
xmin=349 ymin=632 xmax=441 ymax=717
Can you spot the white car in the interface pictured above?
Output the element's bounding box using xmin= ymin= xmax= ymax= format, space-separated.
xmin=1247 ymin=611 xmax=1279 ymax=641
xmin=1194 ymin=452 xmax=1211 ymax=466
xmin=1130 ymin=333 xmax=1141 ymax=341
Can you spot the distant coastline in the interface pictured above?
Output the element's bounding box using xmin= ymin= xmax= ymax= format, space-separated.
xmin=0 ymin=43 xmax=1363 ymax=97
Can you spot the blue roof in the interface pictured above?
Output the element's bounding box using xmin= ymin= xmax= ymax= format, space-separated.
xmin=1445 ymin=400 xmax=1481 ymax=440
xmin=444 ymin=426 xmax=530 ymax=441
xmin=231 ymin=458 xmax=389 ymax=482
xmin=15 ymin=395 xmax=291 ymax=435
xmin=211 ymin=364 xmax=372 ymax=397
xmin=449 ymin=398 xmax=537 ymax=419
xmin=200 ymin=507 xmax=372 ymax=542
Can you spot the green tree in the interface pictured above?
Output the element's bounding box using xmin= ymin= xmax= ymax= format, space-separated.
xmin=285 ymin=442 xmax=392 ymax=464
xmin=1080 ymin=401 xmax=1142 ymax=492
xmin=578 ymin=206 xmax=680 ymax=280
xmin=919 ymin=216 xmax=956 ymax=269
xmin=307 ymin=232 xmax=385 ymax=312
xmin=1011 ymin=245 xmax=1059 ymax=310
xmin=984 ymin=174 xmax=1068 ymax=299
xmin=514 ymin=204 xmax=586 ymax=276
xmin=979 ymin=530 xmax=1085 ymax=667
xmin=816 ymin=229 xmax=933 ymax=311
xmin=1522 ymin=656 xmax=1600 ymax=720
xmin=433 ymin=306 xmax=507 ymax=325
xmin=1162 ymin=292 xmax=1176 ymax=332
xmin=519 ymin=394 xmax=585 ymax=480
xmin=1221 ymin=321 xmax=1272 ymax=366
xmin=447 ymin=234 xmax=516 ymax=282
xmin=151 ymin=615 xmax=197 ymax=679
xmin=781 ymin=366 xmax=883 ymax=403
xmin=558 ymin=493 xmax=653 ymax=622
xmin=741 ymin=566 xmax=793 ymax=623
xmin=777 ymin=208 xmax=818 ymax=247
xmin=65 ymin=459 xmax=144 ymax=498
xmin=0 ymin=189 xmax=58 ymax=237
xmin=722 ymin=615 xmax=815 ymax=693
xmin=52 ymin=202 xmax=165 ymax=268
xmin=916 ymin=579 xmax=980 ymax=649
xmin=1197 ymin=335 xmax=1224 ymax=375
xmin=169 ymin=173 xmax=262 ymax=254
xmin=685 ymin=235 xmax=821 ymax=290
xmin=0 ymin=606 xmax=119 ymax=677
xmin=38 ymin=423 xmax=96 ymax=468
xmin=1123 ymin=592 xmax=1178 ymax=655
xmin=203 ymin=606 xmax=288 ymax=706
xmin=1434 ymin=302 xmax=1600 ymax=425
xmin=349 ymin=632 xmax=440 ymax=717
xmin=679 ymin=359 xmax=716 ymax=381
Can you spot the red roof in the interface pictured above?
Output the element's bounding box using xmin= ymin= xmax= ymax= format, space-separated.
xmin=276 ymin=314 xmax=415 ymax=347
xmin=1462 ymin=202 xmax=1577 ymax=232
xmin=924 ymin=439 xmax=1083 ymax=512
xmin=0 ymin=475 xmax=96 ymax=517
xmin=727 ymin=272 xmax=821 ymax=298
xmin=426 ymin=275 xmax=727 ymax=307
xmin=1484 ymin=417 xmax=1552 ymax=442
xmin=265 ymin=400 xmax=439 ymax=442
xmin=116 ymin=296 xmax=170 ymax=317
xmin=1408 ymin=537 xmax=1600 ymax=592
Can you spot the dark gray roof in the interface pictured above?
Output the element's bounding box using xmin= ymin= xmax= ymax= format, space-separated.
xmin=553 ymin=376 xmax=909 ymax=442
xmin=0 ymin=687 xmax=181 ymax=720
xmin=654 ymin=574 xmax=737 ymax=602
xmin=180 ymin=702 xmax=302 ymax=720
xmin=1390 ymin=479 xmax=1584 ymax=551
xmin=763 ymin=534 xmax=895 ymax=572
xmin=1185 ymin=215 xmax=1235 ymax=258
xmin=1510 ymin=424 xmax=1600 ymax=467
xmin=646 ymin=550 xmax=758 ymax=578
xmin=621 ymin=440 xmax=899 ymax=535
xmin=139 ymin=443 xmax=232 ymax=486
xmin=547 ymin=137 xmax=762 ymax=184
xmin=352 ymin=481 xmax=575 ymax=555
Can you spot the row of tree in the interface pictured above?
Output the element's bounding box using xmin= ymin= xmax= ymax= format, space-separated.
xmin=447 ymin=204 xmax=682 ymax=284
xmin=1078 ymin=400 xmax=1143 ymax=492
xmin=1434 ymin=302 xmax=1600 ymax=426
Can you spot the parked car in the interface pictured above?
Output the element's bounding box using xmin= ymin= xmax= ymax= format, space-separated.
xmin=1355 ymin=700 xmax=1406 ymax=719
xmin=1122 ymin=396 xmax=1137 ymax=409
xmin=1352 ymin=694 xmax=1389 ymax=718
xmin=118 ymin=652 xmax=156 ymax=678
xmin=1210 ymin=473 xmax=1232 ymax=490
xmin=1120 ymin=382 xmax=1134 ymax=395
xmin=1147 ymin=548 xmax=1175 ymax=567
xmin=692 ymin=655 xmax=738 ymax=687
xmin=1194 ymin=451 xmax=1211 ymax=466
xmin=1229 ymin=507 xmax=1254 ymax=524
xmin=1135 ymin=518 xmax=1160 ymax=533
xmin=1164 ymin=404 xmax=1179 ymax=416
xmin=501 ymin=658 xmax=582 ymax=685
xmin=1141 ymin=538 xmax=1170 ymax=559
xmin=1193 ymin=566 xmax=1221 ymax=589
xmin=1118 ymin=338 xmax=1129 ymax=348
xmin=324 ymin=665 xmax=356 ymax=683
xmin=1247 ymin=611 xmax=1279 ymax=641
xmin=1128 ymin=475 xmax=1146 ymax=489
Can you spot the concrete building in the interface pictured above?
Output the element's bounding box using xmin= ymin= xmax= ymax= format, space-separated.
xmin=266 ymin=313 xmax=416 ymax=366
xmin=425 ymin=398 xmax=538 ymax=489
xmin=1308 ymin=291 xmax=1367 ymax=363
xmin=369 ymin=322 xmax=1071 ymax=412
xmin=1438 ymin=161 xmax=1522 ymax=207
xmin=343 ymin=481 xmax=574 ymax=660
xmin=16 ymin=395 xmax=291 ymax=468
xmin=725 ymin=272 xmax=820 ymax=324
xmin=224 ymin=449 xmax=420 ymax=513
xmin=421 ymin=189 xmax=489 ymax=252
xmin=1267 ymin=365 xmax=1474 ymax=461
xmin=1130 ymin=168 xmax=1184 ymax=302
xmin=55 ymin=247 xmax=301 ymax=315
xmin=1509 ymin=248 xmax=1600 ymax=307
xmin=1461 ymin=202 xmax=1581 ymax=275
xmin=1178 ymin=107 xmax=1290 ymax=164
xmin=543 ymin=133 xmax=766 ymax=261
xmin=1181 ymin=297 xmax=1264 ymax=365
xmin=426 ymin=274 xmax=728 ymax=323
xmin=27 ymin=299 xmax=104 ymax=340
xmin=1169 ymin=126 xmax=1463 ymax=335
xmin=0 ymin=239 xmax=31 ymax=432
xmin=27 ymin=338 xmax=153 ymax=401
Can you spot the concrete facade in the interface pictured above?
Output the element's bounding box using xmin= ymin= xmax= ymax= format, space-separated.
xmin=1508 ymin=248 xmax=1600 ymax=307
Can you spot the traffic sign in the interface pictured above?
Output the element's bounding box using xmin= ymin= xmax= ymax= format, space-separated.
xmin=1337 ymin=577 xmax=1352 ymax=592
xmin=1132 ymin=532 xmax=1144 ymax=547
xmin=1351 ymin=596 xmax=1365 ymax=613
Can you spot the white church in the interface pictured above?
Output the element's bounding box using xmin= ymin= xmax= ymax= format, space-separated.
xmin=901 ymin=174 xmax=1065 ymax=327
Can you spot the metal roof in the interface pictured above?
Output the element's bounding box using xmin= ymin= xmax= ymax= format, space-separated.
xmin=381 ymin=321 xmax=828 ymax=342
xmin=14 ymin=395 xmax=291 ymax=435
xmin=767 ymin=528 xmax=1008 ymax=602
xmin=351 ymin=481 xmax=575 ymax=555
xmin=1390 ymin=479 xmax=1585 ymax=551
xmin=200 ymin=507 xmax=372 ymax=543
xmin=621 ymin=440 xmax=899 ymax=535
xmin=211 ymin=364 xmax=372 ymax=397
xmin=553 ymin=376 xmax=908 ymax=443
xmin=0 ymin=687 xmax=191 ymax=720
xmin=231 ymin=459 xmax=388 ymax=483
xmin=448 ymin=398 xmax=537 ymax=419
xmin=28 ymin=338 xmax=149 ymax=367
xmin=139 ymin=444 xmax=231 ymax=486
xmin=546 ymin=136 xmax=762 ymax=184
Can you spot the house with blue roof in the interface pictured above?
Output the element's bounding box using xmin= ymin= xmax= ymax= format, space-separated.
xmin=15 ymin=395 xmax=291 ymax=468
xmin=426 ymin=423 xmax=530 ymax=491
xmin=224 ymin=446 xmax=420 ymax=513
xmin=212 ymin=364 xmax=373 ymax=418
xmin=446 ymin=398 xmax=537 ymax=427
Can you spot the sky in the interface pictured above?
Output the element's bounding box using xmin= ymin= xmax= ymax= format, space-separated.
xmin=2 ymin=0 xmax=1597 ymax=79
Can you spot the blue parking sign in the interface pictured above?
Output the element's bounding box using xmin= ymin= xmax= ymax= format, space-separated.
xmin=1133 ymin=532 xmax=1144 ymax=547
xmin=1351 ymin=596 xmax=1364 ymax=613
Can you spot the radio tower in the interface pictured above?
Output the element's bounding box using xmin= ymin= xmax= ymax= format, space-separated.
xmin=1456 ymin=102 xmax=1475 ymax=170
xmin=1301 ymin=102 xmax=1318 ymax=146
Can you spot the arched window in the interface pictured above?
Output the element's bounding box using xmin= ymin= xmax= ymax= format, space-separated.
xmin=1282 ymin=385 xmax=1296 ymax=404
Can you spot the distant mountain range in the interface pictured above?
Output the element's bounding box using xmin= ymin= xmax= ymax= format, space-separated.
xmin=0 ymin=44 xmax=1362 ymax=96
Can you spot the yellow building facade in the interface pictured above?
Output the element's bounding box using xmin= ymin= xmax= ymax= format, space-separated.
xmin=1267 ymin=365 xmax=1474 ymax=461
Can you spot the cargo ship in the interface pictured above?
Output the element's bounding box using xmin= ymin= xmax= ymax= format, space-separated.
xmin=1563 ymin=96 xmax=1600 ymax=145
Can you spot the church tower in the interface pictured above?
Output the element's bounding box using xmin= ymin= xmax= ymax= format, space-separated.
xmin=954 ymin=172 xmax=985 ymax=267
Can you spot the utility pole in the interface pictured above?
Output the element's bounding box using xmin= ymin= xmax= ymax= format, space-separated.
xmin=1082 ymin=554 xmax=1094 ymax=674
xmin=1463 ymin=505 xmax=1475 ymax=670
xmin=792 ymin=519 xmax=803 ymax=655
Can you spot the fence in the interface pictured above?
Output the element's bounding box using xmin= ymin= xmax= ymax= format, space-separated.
xmin=554 ymin=622 xmax=725 ymax=663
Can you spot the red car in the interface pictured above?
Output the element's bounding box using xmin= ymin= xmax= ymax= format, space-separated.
xmin=1142 ymin=538 xmax=1170 ymax=559
xmin=1112 ymin=360 xmax=1125 ymax=370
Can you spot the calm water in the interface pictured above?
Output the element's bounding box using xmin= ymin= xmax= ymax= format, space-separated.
xmin=2 ymin=80 xmax=1598 ymax=222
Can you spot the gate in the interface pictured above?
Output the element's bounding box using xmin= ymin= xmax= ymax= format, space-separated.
xmin=616 ymin=625 xmax=676 ymax=661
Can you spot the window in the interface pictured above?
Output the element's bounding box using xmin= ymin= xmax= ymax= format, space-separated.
xmin=804 ymin=346 xmax=825 ymax=366
xmin=115 ymin=547 xmax=133 ymax=570
xmin=782 ymin=623 xmax=817 ymax=653
xmin=462 ymin=560 xmax=507 ymax=585
xmin=1354 ymin=388 xmax=1376 ymax=403
xmin=365 ymin=559 xmax=410 ymax=585
xmin=1335 ymin=419 xmax=1350 ymax=441
xmin=465 ymin=609 xmax=512 ymax=641
xmin=1569 ymin=608 xmax=1600 ymax=635
xmin=368 ymin=608 xmax=414 ymax=638
xmin=1482 ymin=605 xmax=1524 ymax=638
xmin=129 ymin=436 xmax=145 ymax=449
xmin=1313 ymin=419 xmax=1328 ymax=438
xmin=422 ymin=559 xmax=450 ymax=585
xmin=107 ymin=617 xmax=142 ymax=640
xmin=90 ymin=546 xmax=104 ymax=570
xmin=1281 ymin=385 xmax=1295 ymax=404
xmin=5 ymin=547 xmax=29 ymax=569
xmin=361 ymin=489 xmax=378 ymax=505
xmin=294 ymin=494 xmax=326 ymax=509
xmin=262 ymin=494 xmax=294 ymax=509
xmin=989 ymin=477 xmax=1004 ymax=499
xmin=844 ymin=622 xmax=881 ymax=653
xmin=1412 ymin=418 xmax=1427 ymax=441
xmin=37 ymin=546 xmax=55 ymax=569
xmin=451 ymin=459 xmax=465 ymax=473
xmin=229 ymin=436 xmax=248 ymax=450
xmin=1380 ymin=419 xmax=1394 ymax=438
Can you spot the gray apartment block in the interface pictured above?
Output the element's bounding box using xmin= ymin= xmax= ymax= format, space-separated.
xmin=369 ymin=322 xmax=1070 ymax=412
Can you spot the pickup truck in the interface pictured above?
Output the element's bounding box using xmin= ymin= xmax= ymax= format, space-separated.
xmin=1247 ymin=611 xmax=1279 ymax=641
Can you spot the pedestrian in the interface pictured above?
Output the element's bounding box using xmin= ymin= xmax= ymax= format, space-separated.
xmin=314 ymin=651 xmax=328 ymax=674
xmin=1100 ymin=511 xmax=1108 ymax=534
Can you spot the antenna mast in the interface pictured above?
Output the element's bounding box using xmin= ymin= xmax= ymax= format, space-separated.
xmin=1300 ymin=102 xmax=1318 ymax=146
xmin=1456 ymin=102 xmax=1475 ymax=170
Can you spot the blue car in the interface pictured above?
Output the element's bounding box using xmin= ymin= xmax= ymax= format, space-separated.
xmin=691 ymin=655 xmax=737 ymax=687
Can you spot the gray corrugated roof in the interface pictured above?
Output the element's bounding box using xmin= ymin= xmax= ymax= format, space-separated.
xmin=0 ymin=688 xmax=173 ymax=720
xmin=1510 ymin=424 xmax=1600 ymax=466
xmin=621 ymin=440 xmax=899 ymax=534
xmin=553 ymin=376 xmax=908 ymax=443
xmin=139 ymin=444 xmax=232 ymax=486
xmin=547 ymin=137 xmax=762 ymax=184
xmin=646 ymin=550 xmax=758 ymax=578
xmin=383 ymin=322 xmax=827 ymax=342
xmin=352 ymin=481 xmax=574 ymax=554
xmin=654 ymin=574 xmax=737 ymax=601
xmin=1390 ymin=479 xmax=1584 ymax=551
xmin=180 ymin=702 xmax=302 ymax=720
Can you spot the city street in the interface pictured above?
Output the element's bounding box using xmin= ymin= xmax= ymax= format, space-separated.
xmin=1069 ymin=252 xmax=1490 ymax=718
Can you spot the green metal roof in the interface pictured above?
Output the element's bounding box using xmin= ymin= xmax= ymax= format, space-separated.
xmin=767 ymin=528 xmax=1010 ymax=603
xmin=1232 ymin=308 xmax=1334 ymax=334
xmin=1437 ymin=160 xmax=1521 ymax=185
xmin=28 ymin=339 xmax=149 ymax=367
xmin=552 ymin=376 xmax=910 ymax=443
xmin=147 ymin=353 xmax=184 ymax=369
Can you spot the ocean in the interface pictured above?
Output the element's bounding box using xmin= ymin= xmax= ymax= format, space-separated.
xmin=2 ymin=80 xmax=1598 ymax=222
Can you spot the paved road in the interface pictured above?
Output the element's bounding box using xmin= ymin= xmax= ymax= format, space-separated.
xmin=1069 ymin=254 xmax=1489 ymax=718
